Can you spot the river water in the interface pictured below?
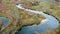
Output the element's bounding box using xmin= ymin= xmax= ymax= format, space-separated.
xmin=0 ymin=17 xmax=9 ymax=28
xmin=16 ymin=4 xmax=59 ymax=34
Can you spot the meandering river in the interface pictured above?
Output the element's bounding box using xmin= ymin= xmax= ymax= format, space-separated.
xmin=16 ymin=4 xmax=59 ymax=34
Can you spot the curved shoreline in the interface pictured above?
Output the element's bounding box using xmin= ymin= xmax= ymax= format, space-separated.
xmin=17 ymin=0 xmax=60 ymax=24
xmin=16 ymin=4 xmax=60 ymax=23
xmin=16 ymin=4 xmax=59 ymax=34
xmin=0 ymin=13 xmax=14 ymax=33
xmin=16 ymin=15 xmax=59 ymax=34
xmin=43 ymin=12 xmax=60 ymax=23
xmin=23 ymin=5 xmax=60 ymax=23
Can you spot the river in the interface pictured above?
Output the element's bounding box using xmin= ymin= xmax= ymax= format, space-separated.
xmin=15 ymin=4 xmax=59 ymax=34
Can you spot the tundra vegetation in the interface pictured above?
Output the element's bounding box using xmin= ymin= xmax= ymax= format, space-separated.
xmin=0 ymin=0 xmax=60 ymax=34
xmin=0 ymin=0 xmax=45 ymax=34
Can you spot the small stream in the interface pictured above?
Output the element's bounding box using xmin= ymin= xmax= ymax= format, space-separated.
xmin=16 ymin=4 xmax=59 ymax=34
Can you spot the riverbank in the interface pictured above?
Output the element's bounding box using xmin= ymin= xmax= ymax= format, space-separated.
xmin=17 ymin=0 xmax=60 ymax=34
xmin=16 ymin=4 xmax=60 ymax=24
xmin=14 ymin=9 xmax=46 ymax=34
xmin=19 ymin=0 xmax=60 ymax=23
xmin=16 ymin=3 xmax=59 ymax=34
xmin=0 ymin=12 xmax=13 ymax=33
xmin=18 ymin=0 xmax=60 ymax=34
xmin=43 ymin=12 xmax=60 ymax=23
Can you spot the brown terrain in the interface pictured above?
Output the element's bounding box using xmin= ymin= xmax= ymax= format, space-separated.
xmin=0 ymin=0 xmax=45 ymax=34
xmin=0 ymin=0 xmax=60 ymax=34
